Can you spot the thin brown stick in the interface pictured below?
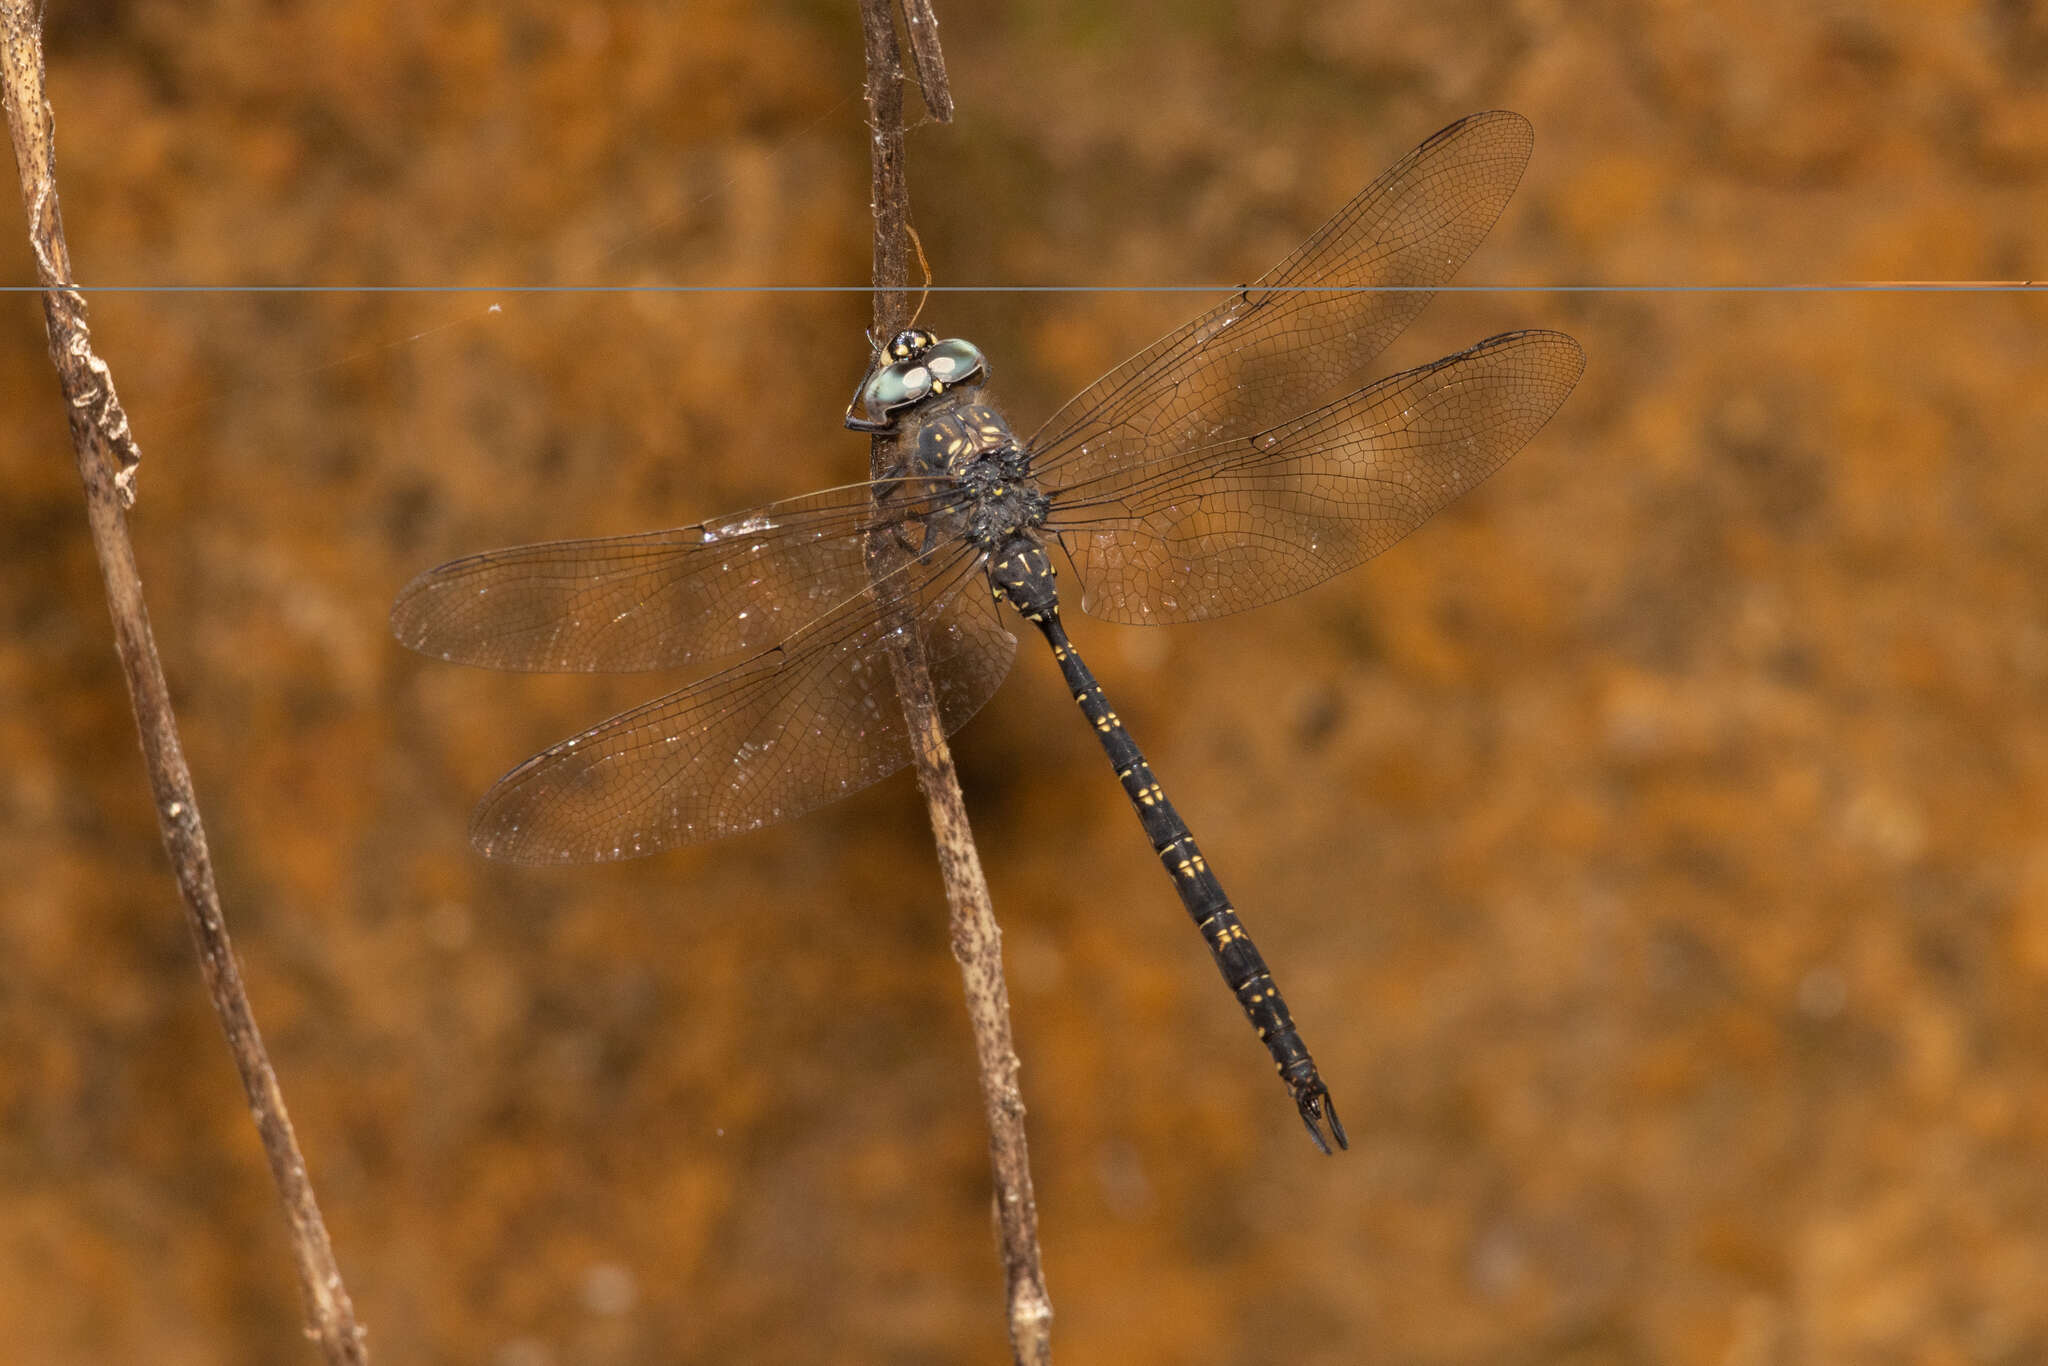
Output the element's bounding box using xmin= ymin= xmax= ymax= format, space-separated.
xmin=856 ymin=3 xmax=1051 ymax=1362
xmin=0 ymin=8 xmax=368 ymax=1364
xmin=897 ymin=0 xmax=955 ymax=124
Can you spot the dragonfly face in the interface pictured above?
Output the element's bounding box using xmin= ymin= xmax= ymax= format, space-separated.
xmin=844 ymin=329 xmax=989 ymax=432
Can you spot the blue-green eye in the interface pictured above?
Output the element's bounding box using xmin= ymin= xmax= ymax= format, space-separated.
xmin=845 ymin=335 xmax=987 ymax=431
xmin=875 ymin=361 xmax=934 ymax=407
xmin=922 ymin=339 xmax=982 ymax=384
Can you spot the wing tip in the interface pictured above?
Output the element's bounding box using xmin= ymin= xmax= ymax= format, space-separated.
xmin=1441 ymin=108 xmax=1535 ymax=159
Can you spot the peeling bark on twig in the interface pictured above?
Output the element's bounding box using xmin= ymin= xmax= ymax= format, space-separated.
xmin=898 ymin=0 xmax=955 ymax=125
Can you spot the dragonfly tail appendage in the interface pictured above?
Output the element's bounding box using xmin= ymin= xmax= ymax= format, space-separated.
xmin=1291 ymin=1075 xmax=1348 ymax=1155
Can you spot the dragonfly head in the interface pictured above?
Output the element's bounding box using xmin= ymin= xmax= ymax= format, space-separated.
xmin=845 ymin=330 xmax=987 ymax=432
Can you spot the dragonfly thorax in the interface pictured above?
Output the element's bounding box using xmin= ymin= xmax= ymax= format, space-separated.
xmin=899 ymin=397 xmax=1052 ymax=551
xmin=957 ymin=446 xmax=1050 ymax=555
xmin=909 ymin=398 xmax=1019 ymax=478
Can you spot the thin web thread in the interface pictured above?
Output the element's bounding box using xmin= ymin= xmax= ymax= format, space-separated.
xmin=2 ymin=282 xmax=2040 ymax=294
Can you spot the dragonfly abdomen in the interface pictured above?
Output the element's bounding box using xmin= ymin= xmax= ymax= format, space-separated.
xmin=1031 ymin=610 xmax=1347 ymax=1153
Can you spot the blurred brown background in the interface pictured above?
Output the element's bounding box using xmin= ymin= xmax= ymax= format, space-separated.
xmin=4 ymin=1 xmax=2046 ymax=1362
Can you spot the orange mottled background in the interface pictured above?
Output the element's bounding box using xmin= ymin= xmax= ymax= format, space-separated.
xmin=3 ymin=2 xmax=2045 ymax=1363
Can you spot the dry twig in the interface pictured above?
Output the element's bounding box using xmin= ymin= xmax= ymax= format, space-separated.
xmin=855 ymin=2 xmax=1052 ymax=1361
xmin=0 ymin=6 xmax=368 ymax=1363
xmin=897 ymin=0 xmax=955 ymax=125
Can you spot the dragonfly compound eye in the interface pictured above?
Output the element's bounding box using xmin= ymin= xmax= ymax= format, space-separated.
xmin=845 ymin=337 xmax=989 ymax=431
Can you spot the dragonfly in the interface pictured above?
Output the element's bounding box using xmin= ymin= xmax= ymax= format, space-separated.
xmin=392 ymin=110 xmax=1585 ymax=1153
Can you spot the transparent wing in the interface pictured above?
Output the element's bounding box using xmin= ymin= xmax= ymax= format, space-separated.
xmin=391 ymin=479 xmax=953 ymax=675
xmin=1029 ymin=110 xmax=1535 ymax=487
xmin=468 ymin=547 xmax=1013 ymax=863
xmin=1046 ymin=330 xmax=1585 ymax=624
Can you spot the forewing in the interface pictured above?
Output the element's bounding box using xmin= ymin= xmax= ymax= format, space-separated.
xmin=1028 ymin=111 xmax=1536 ymax=487
xmin=468 ymin=549 xmax=1013 ymax=863
xmin=391 ymin=481 xmax=944 ymax=674
xmin=1047 ymin=330 xmax=1585 ymax=624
